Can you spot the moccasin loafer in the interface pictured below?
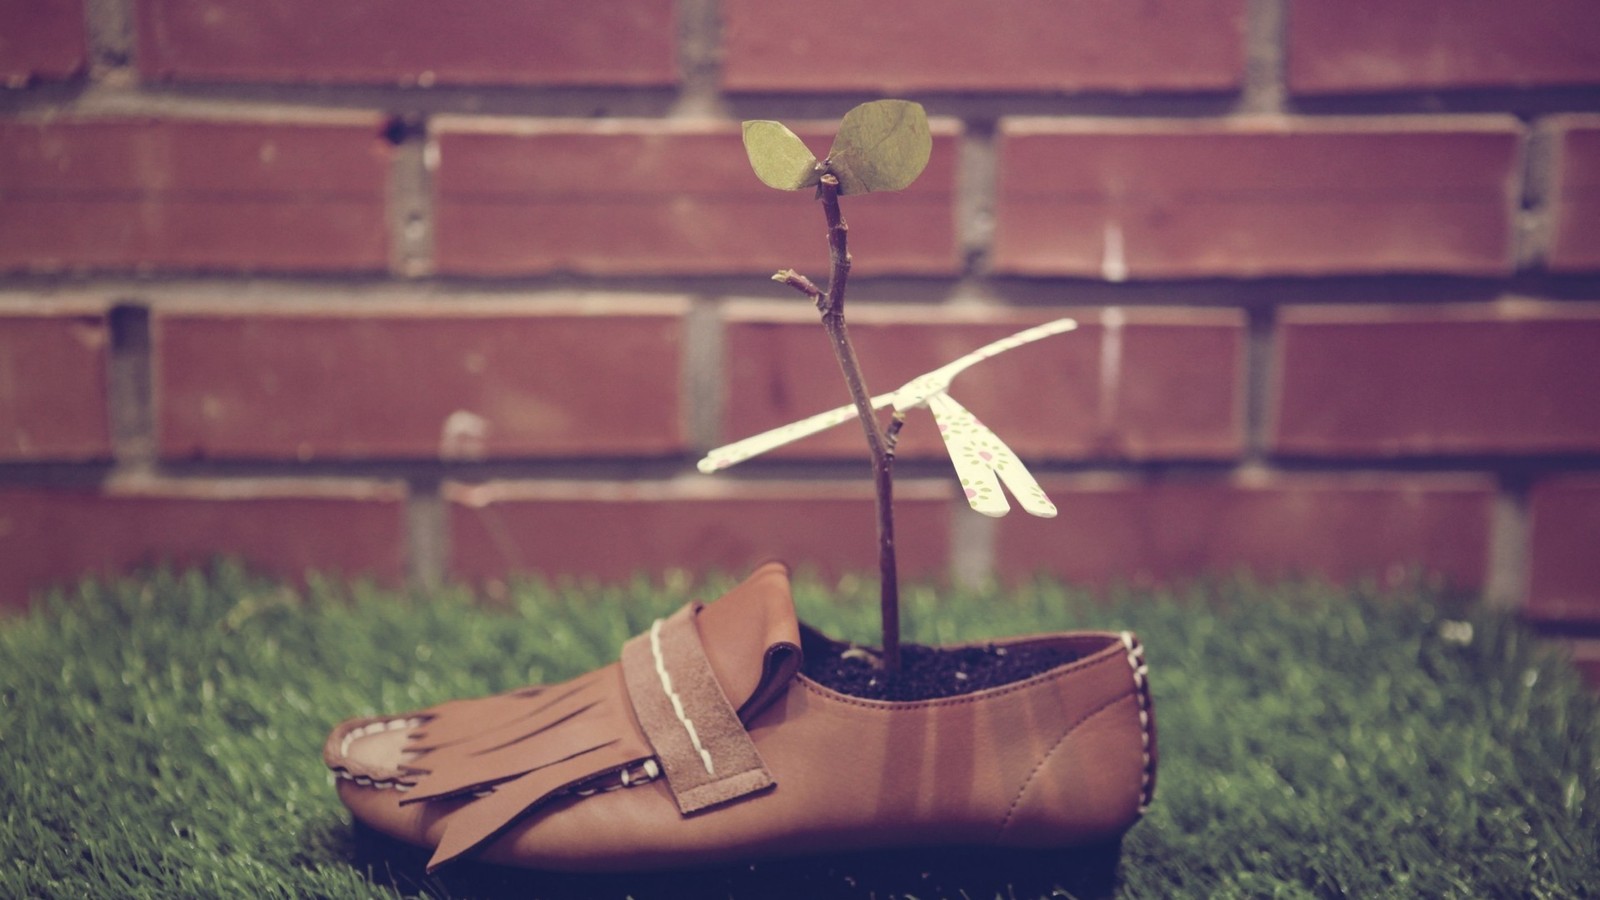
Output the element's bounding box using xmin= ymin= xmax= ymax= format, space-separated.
xmin=324 ymin=562 xmax=1157 ymax=872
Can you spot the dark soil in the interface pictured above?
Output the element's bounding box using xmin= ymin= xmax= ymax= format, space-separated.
xmin=801 ymin=633 xmax=1082 ymax=702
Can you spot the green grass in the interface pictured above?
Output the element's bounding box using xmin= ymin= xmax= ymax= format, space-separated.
xmin=2 ymin=563 xmax=1598 ymax=899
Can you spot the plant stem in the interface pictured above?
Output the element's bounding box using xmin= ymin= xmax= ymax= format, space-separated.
xmin=814 ymin=175 xmax=901 ymax=673
xmin=772 ymin=178 xmax=904 ymax=672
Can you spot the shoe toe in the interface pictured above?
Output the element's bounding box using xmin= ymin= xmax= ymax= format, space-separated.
xmin=326 ymin=715 xmax=458 ymax=848
xmin=324 ymin=715 xmax=423 ymax=787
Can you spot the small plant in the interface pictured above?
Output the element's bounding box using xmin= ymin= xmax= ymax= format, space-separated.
xmin=703 ymin=101 xmax=1075 ymax=673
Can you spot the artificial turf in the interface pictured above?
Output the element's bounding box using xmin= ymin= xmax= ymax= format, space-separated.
xmin=1 ymin=563 xmax=1597 ymax=899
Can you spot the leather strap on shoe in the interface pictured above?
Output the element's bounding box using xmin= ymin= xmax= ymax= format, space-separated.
xmin=621 ymin=602 xmax=776 ymax=814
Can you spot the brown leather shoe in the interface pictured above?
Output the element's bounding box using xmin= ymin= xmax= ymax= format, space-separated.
xmin=324 ymin=561 xmax=1157 ymax=873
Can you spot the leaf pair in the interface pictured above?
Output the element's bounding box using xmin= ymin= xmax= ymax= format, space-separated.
xmin=743 ymin=99 xmax=932 ymax=195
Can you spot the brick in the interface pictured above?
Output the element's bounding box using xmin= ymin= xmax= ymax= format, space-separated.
xmin=433 ymin=119 xmax=960 ymax=277
xmin=1110 ymin=309 xmax=1246 ymax=459
xmin=994 ymin=118 xmax=1521 ymax=278
xmin=997 ymin=473 xmax=1493 ymax=588
xmin=0 ymin=481 xmax=407 ymax=608
xmin=1549 ymin=117 xmax=1600 ymax=272
xmin=1288 ymin=0 xmax=1600 ymax=95
xmin=446 ymin=480 xmax=951 ymax=584
xmin=723 ymin=0 xmax=1245 ymax=94
xmin=1271 ymin=303 xmax=1600 ymax=457
xmin=156 ymin=300 xmax=688 ymax=461
xmin=136 ymin=0 xmax=676 ymax=87
xmin=0 ymin=308 xmax=112 ymax=460
xmin=0 ymin=0 xmax=87 ymax=84
xmin=0 ymin=117 xmax=390 ymax=274
xmin=1526 ymin=475 xmax=1600 ymax=625
xmin=719 ymin=305 xmax=1244 ymax=464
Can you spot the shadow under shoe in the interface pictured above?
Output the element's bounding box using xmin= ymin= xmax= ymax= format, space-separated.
xmin=348 ymin=819 xmax=1124 ymax=900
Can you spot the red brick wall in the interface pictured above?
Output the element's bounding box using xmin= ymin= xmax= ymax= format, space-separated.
xmin=2 ymin=1 xmax=1598 ymax=666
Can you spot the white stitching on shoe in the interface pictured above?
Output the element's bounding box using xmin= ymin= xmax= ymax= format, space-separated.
xmin=650 ymin=619 xmax=716 ymax=775
xmin=338 ymin=716 xmax=423 ymax=760
xmin=1121 ymin=631 xmax=1155 ymax=815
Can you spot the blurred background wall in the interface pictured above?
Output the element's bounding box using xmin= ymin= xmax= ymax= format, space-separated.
xmin=1 ymin=0 xmax=1597 ymax=673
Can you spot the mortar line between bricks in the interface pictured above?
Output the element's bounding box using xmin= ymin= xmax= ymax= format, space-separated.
xmin=406 ymin=478 xmax=448 ymax=591
xmin=84 ymin=0 xmax=135 ymax=76
xmin=15 ymin=273 xmax=1600 ymax=306
xmin=683 ymin=298 xmax=726 ymax=452
xmin=955 ymin=117 xmax=1000 ymax=287
xmin=670 ymin=0 xmax=729 ymax=119
xmin=1242 ymin=0 xmax=1288 ymax=115
xmin=386 ymin=115 xmax=436 ymax=278
xmin=1243 ymin=304 xmax=1276 ymax=464
xmin=950 ymin=498 xmax=998 ymax=589
xmin=109 ymin=456 xmax=1598 ymax=486
xmin=106 ymin=300 xmax=155 ymax=471
xmin=1515 ymin=120 xmax=1558 ymax=272
xmin=19 ymin=86 xmax=1273 ymax=124
xmin=1287 ymin=89 xmax=1600 ymax=119
xmin=1486 ymin=480 xmax=1531 ymax=611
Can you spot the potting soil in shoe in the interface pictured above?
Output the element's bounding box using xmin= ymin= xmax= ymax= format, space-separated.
xmin=802 ymin=634 xmax=1082 ymax=702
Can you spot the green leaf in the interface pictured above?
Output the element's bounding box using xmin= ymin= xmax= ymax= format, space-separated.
xmin=825 ymin=100 xmax=932 ymax=196
xmin=742 ymin=120 xmax=822 ymax=191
